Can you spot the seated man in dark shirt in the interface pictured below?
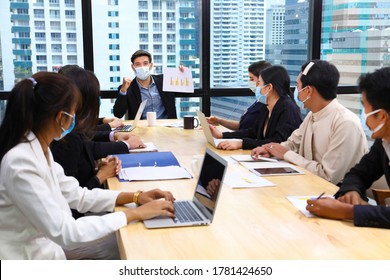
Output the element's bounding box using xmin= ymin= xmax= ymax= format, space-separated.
xmin=113 ymin=49 xmax=177 ymax=120
xmin=306 ymin=66 xmax=390 ymax=229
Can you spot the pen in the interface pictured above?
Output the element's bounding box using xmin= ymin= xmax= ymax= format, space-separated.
xmin=316 ymin=192 xmax=325 ymax=200
xmin=241 ymin=177 xmax=252 ymax=183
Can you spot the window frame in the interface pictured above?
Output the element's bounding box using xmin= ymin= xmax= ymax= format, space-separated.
xmin=1 ymin=0 xmax=358 ymax=114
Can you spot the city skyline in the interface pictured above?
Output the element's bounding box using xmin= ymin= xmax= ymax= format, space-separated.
xmin=1 ymin=0 xmax=389 ymax=123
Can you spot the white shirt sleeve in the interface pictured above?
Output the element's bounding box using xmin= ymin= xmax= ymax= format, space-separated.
xmin=283 ymin=118 xmax=367 ymax=184
xmin=3 ymin=151 xmax=127 ymax=249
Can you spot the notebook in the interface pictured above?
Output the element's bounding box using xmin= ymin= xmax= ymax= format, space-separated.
xmin=196 ymin=111 xmax=241 ymax=148
xmin=117 ymin=151 xmax=192 ymax=181
xmin=114 ymin=99 xmax=147 ymax=132
xmin=143 ymin=148 xmax=228 ymax=228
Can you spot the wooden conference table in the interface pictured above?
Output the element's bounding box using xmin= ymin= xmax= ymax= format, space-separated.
xmin=107 ymin=120 xmax=390 ymax=259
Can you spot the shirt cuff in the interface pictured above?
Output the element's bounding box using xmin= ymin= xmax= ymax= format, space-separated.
xmin=283 ymin=150 xmax=296 ymax=163
xmin=109 ymin=131 xmax=115 ymax=142
xmin=121 ymin=140 xmax=131 ymax=151
xmin=119 ymin=90 xmax=127 ymax=95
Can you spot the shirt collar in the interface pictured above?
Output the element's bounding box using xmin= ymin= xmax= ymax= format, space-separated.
xmin=311 ymin=99 xmax=338 ymax=122
xmin=136 ymin=76 xmax=156 ymax=89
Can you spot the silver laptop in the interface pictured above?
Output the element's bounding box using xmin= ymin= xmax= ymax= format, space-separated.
xmin=196 ymin=111 xmax=241 ymax=148
xmin=143 ymin=148 xmax=227 ymax=229
xmin=114 ymin=100 xmax=147 ymax=132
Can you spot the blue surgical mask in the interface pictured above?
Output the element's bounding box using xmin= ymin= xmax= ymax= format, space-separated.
xmin=294 ymin=87 xmax=310 ymax=117
xmin=255 ymin=85 xmax=269 ymax=105
xmin=364 ymin=109 xmax=385 ymax=137
xmin=248 ymin=81 xmax=257 ymax=93
xmin=135 ymin=66 xmax=151 ymax=80
xmin=54 ymin=112 xmax=76 ymax=141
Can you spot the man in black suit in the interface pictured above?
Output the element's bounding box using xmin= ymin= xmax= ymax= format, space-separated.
xmin=113 ymin=50 xmax=177 ymax=120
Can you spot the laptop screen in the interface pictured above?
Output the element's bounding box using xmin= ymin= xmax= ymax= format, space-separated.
xmin=194 ymin=149 xmax=227 ymax=215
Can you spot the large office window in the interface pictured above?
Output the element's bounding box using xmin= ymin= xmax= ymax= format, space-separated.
xmin=321 ymin=0 xmax=390 ymax=85
xmin=211 ymin=0 xmax=309 ymax=121
xmin=91 ymin=0 xmax=201 ymax=118
xmin=320 ymin=0 xmax=390 ymax=139
xmin=1 ymin=0 xmax=389 ymax=124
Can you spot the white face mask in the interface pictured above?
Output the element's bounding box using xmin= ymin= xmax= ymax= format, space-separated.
xmin=364 ymin=109 xmax=384 ymax=137
xmin=134 ymin=66 xmax=151 ymax=80
xmin=248 ymin=81 xmax=257 ymax=93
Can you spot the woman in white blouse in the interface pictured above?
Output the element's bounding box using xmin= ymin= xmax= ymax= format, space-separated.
xmin=0 ymin=72 xmax=175 ymax=260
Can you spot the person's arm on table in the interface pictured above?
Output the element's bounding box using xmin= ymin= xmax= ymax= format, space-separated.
xmin=116 ymin=189 xmax=176 ymax=223
xmin=206 ymin=116 xmax=240 ymax=130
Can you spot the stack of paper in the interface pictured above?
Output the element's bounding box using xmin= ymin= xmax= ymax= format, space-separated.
xmin=287 ymin=196 xmax=334 ymax=217
xmin=223 ymin=171 xmax=276 ymax=189
xmin=119 ymin=166 xmax=192 ymax=181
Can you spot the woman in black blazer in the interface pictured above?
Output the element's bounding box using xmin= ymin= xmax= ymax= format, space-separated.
xmin=51 ymin=67 xmax=129 ymax=191
xmin=210 ymin=65 xmax=303 ymax=150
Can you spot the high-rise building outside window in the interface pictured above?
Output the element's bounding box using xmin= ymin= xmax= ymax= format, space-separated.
xmin=1 ymin=0 xmax=389 ymax=125
xmin=91 ymin=0 xmax=201 ymax=118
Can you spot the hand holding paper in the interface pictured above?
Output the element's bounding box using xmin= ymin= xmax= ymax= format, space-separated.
xmin=163 ymin=67 xmax=194 ymax=93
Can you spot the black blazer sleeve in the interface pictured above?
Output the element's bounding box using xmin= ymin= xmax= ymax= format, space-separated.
xmin=113 ymin=87 xmax=137 ymax=119
xmin=85 ymin=140 xmax=129 ymax=160
xmin=222 ymin=97 xmax=302 ymax=150
xmin=335 ymin=139 xmax=390 ymax=200
xmin=51 ymin=132 xmax=101 ymax=190
xmin=238 ymin=102 xmax=265 ymax=130
xmin=354 ymin=205 xmax=390 ymax=228
xmin=92 ymin=131 xmax=111 ymax=142
xmin=96 ymin=123 xmax=111 ymax=132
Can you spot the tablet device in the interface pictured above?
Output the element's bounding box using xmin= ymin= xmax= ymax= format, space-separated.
xmin=251 ymin=165 xmax=304 ymax=176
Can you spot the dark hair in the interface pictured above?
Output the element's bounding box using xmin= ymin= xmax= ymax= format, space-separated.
xmin=359 ymin=67 xmax=390 ymax=112
xmin=260 ymin=65 xmax=293 ymax=100
xmin=58 ymin=64 xmax=82 ymax=75
xmin=59 ymin=66 xmax=100 ymax=134
xmin=248 ymin=61 xmax=272 ymax=77
xmin=131 ymin=50 xmax=152 ymax=64
xmin=300 ymin=60 xmax=340 ymax=100
xmin=0 ymin=72 xmax=80 ymax=160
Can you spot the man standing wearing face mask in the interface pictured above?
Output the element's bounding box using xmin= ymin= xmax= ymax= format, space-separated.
xmin=251 ymin=60 xmax=368 ymax=185
xmin=113 ymin=50 xmax=177 ymax=120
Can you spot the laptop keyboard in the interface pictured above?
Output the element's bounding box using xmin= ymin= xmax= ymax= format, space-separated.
xmin=174 ymin=201 xmax=203 ymax=223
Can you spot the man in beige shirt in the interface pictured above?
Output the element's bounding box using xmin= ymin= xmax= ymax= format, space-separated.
xmin=251 ymin=60 xmax=368 ymax=185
